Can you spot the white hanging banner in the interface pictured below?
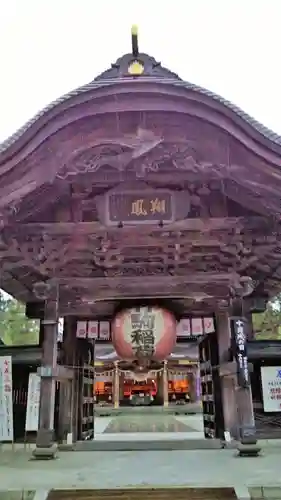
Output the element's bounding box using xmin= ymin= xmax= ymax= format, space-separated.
xmin=25 ymin=373 xmax=41 ymax=432
xmin=261 ymin=366 xmax=281 ymax=412
xmin=203 ymin=317 xmax=215 ymax=334
xmin=88 ymin=321 xmax=98 ymax=339
xmin=99 ymin=321 xmax=110 ymax=340
xmin=191 ymin=317 xmax=203 ymax=336
xmin=177 ymin=319 xmax=191 ymax=336
xmin=57 ymin=317 xmax=64 ymax=343
xmin=76 ymin=320 xmax=87 ymax=338
xmin=0 ymin=356 xmax=14 ymax=442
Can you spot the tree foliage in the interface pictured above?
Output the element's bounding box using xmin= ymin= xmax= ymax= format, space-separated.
xmin=0 ymin=292 xmax=39 ymax=346
xmin=252 ymin=294 xmax=281 ymax=340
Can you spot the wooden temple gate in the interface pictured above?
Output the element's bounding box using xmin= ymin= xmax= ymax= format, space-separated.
xmin=1 ymin=27 xmax=281 ymax=457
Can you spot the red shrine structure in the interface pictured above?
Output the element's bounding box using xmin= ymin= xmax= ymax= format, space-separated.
xmin=1 ymin=27 xmax=281 ymax=458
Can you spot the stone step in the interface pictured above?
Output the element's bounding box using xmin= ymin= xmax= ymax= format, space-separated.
xmin=73 ymin=438 xmax=223 ymax=451
xmin=48 ymin=487 xmax=238 ymax=500
xmin=95 ymin=404 xmax=202 ymax=417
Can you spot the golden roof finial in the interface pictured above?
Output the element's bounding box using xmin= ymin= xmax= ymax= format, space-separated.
xmin=131 ymin=24 xmax=138 ymax=36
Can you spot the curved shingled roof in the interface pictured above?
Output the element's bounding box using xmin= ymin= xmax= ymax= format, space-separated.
xmin=1 ymin=51 xmax=281 ymax=155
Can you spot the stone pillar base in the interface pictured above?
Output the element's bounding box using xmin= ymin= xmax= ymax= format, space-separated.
xmin=237 ymin=442 xmax=261 ymax=457
xmin=33 ymin=429 xmax=57 ymax=460
xmin=32 ymin=443 xmax=58 ymax=460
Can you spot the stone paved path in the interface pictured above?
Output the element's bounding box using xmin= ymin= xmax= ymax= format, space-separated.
xmin=0 ymin=447 xmax=281 ymax=490
xmin=103 ymin=414 xmax=199 ymax=433
xmin=1 ymin=414 xmax=281 ymax=495
xmin=94 ymin=414 xmax=204 ymax=441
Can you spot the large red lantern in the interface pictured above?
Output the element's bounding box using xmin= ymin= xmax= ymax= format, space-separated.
xmin=112 ymin=306 xmax=177 ymax=361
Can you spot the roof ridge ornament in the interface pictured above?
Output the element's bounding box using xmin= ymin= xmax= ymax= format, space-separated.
xmin=128 ymin=25 xmax=144 ymax=76
xmin=131 ymin=24 xmax=139 ymax=58
xmin=94 ymin=25 xmax=181 ymax=81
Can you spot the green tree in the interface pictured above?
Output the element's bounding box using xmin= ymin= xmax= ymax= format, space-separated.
xmin=0 ymin=292 xmax=39 ymax=346
xmin=252 ymin=295 xmax=281 ymax=340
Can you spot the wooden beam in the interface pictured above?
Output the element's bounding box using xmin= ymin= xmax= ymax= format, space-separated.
xmin=0 ymin=270 xmax=33 ymax=299
xmin=10 ymin=217 xmax=248 ymax=236
xmin=53 ymin=273 xmax=238 ymax=288
xmin=223 ymin=179 xmax=278 ymax=218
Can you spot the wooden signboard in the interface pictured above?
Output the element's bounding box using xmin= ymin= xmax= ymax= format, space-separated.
xmin=107 ymin=190 xmax=174 ymax=225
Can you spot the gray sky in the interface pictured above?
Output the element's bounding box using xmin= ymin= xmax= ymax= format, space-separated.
xmin=0 ymin=0 xmax=280 ymax=141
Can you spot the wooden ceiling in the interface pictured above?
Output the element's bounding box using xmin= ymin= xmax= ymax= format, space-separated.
xmin=0 ymin=210 xmax=280 ymax=316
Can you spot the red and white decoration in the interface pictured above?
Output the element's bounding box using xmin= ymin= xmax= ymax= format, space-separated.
xmin=203 ymin=317 xmax=215 ymax=334
xmin=76 ymin=320 xmax=87 ymax=338
xmin=76 ymin=316 xmax=215 ymax=340
xmin=99 ymin=321 xmax=111 ymax=340
xmin=177 ymin=317 xmax=215 ymax=337
xmin=191 ymin=318 xmax=203 ymax=336
xmin=76 ymin=320 xmax=111 ymax=340
xmin=111 ymin=306 xmax=177 ymax=361
xmin=88 ymin=321 xmax=99 ymax=339
xmin=0 ymin=356 xmax=14 ymax=442
xmin=177 ymin=319 xmax=191 ymax=336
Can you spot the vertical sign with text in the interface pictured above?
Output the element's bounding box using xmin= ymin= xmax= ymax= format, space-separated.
xmin=231 ymin=318 xmax=250 ymax=388
xmin=261 ymin=366 xmax=281 ymax=412
xmin=25 ymin=372 xmax=41 ymax=432
xmin=0 ymin=356 xmax=14 ymax=441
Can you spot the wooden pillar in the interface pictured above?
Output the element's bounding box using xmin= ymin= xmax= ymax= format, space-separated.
xmin=229 ymin=297 xmax=260 ymax=456
xmin=119 ymin=372 xmax=125 ymax=403
xmin=188 ymin=372 xmax=195 ymax=402
xmin=189 ymin=369 xmax=195 ymax=403
xmin=72 ymin=318 xmax=81 ymax=442
xmin=33 ymin=283 xmax=59 ymax=460
xmin=189 ymin=366 xmax=200 ymax=403
xmin=157 ymin=371 xmax=163 ymax=403
xmin=195 ymin=364 xmax=201 ymax=402
xmin=216 ymin=309 xmax=239 ymax=438
xmin=163 ymin=360 xmax=169 ymax=407
xmin=57 ymin=317 xmax=76 ymax=444
xmin=113 ymin=361 xmax=120 ymax=409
